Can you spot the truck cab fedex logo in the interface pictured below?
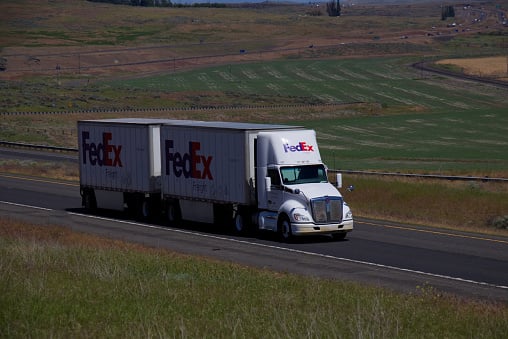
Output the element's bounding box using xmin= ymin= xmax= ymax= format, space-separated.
xmin=165 ymin=140 xmax=213 ymax=180
xmin=82 ymin=131 xmax=122 ymax=167
xmin=283 ymin=141 xmax=314 ymax=153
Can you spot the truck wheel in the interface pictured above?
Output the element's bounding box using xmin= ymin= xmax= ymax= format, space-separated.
xmin=234 ymin=213 xmax=247 ymax=235
xmin=278 ymin=216 xmax=293 ymax=242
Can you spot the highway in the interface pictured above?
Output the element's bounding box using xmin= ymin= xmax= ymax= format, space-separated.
xmin=1 ymin=171 xmax=508 ymax=302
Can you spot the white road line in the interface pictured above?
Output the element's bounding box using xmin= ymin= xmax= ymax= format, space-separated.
xmin=0 ymin=201 xmax=53 ymax=211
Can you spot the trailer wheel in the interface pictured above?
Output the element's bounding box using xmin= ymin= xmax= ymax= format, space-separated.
xmin=140 ymin=199 xmax=151 ymax=219
xmin=167 ymin=202 xmax=181 ymax=226
xmin=278 ymin=216 xmax=293 ymax=242
xmin=83 ymin=189 xmax=96 ymax=212
xmin=126 ymin=194 xmax=150 ymax=220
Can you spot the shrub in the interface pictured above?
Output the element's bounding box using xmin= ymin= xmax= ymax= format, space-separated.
xmin=490 ymin=215 xmax=508 ymax=230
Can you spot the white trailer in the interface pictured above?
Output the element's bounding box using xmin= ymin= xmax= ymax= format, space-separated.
xmin=78 ymin=118 xmax=175 ymax=218
xmin=160 ymin=121 xmax=353 ymax=240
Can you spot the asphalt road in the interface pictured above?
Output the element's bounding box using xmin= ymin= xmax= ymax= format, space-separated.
xmin=0 ymin=147 xmax=78 ymax=163
xmin=1 ymin=172 xmax=508 ymax=303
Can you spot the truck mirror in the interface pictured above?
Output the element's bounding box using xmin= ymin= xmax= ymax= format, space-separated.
xmin=265 ymin=177 xmax=272 ymax=192
xmin=336 ymin=173 xmax=342 ymax=188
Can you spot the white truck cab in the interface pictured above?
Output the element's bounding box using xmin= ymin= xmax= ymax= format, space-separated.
xmin=255 ymin=130 xmax=353 ymax=240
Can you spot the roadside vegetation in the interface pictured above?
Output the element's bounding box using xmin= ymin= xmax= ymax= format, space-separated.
xmin=342 ymin=175 xmax=508 ymax=234
xmin=1 ymin=218 xmax=507 ymax=338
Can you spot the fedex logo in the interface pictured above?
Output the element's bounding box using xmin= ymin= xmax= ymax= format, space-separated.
xmin=283 ymin=141 xmax=314 ymax=153
xmin=81 ymin=131 xmax=123 ymax=167
xmin=165 ymin=140 xmax=213 ymax=180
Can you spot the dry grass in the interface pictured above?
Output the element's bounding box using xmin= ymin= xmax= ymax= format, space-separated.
xmin=437 ymin=56 xmax=508 ymax=78
xmin=0 ymin=159 xmax=78 ymax=181
xmin=342 ymin=174 xmax=508 ymax=236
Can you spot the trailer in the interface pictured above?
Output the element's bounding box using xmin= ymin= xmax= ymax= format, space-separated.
xmin=78 ymin=118 xmax=174 ymax=218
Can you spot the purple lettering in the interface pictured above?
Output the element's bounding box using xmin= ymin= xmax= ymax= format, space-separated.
xmin=81 ymin=131 xmax=123 ymax=167
xmin=164 ymin=140 xmax=213 ymax=180
xmin=283 ymin=141 xmax=315 ymax=153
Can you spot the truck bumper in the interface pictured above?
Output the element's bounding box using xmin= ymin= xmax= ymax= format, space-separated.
xmin=291 ymin=219 xmax=353 ymax=236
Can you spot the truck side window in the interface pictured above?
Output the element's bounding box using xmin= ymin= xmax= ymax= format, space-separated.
xmin=267 ymin=168 xmax=281 ymax=187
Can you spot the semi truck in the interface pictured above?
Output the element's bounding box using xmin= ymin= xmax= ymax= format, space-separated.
xmin=78 ymin=118 xmax=353 ymax=240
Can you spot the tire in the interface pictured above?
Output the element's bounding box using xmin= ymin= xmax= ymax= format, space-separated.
xmin=166 ymin=202 xmax=181 ymax=226
xmin=126 ymin=194 xmax=150 ymax=221
xmin=83 ymin=189 xmax=96 ymax=212
xmin=278 ymin=216 xmax=293 ymax=242
xmin=234 ymin=212 xmax=248 ymax=235
xmin=140 ymin=199 xmax=151 ymax=220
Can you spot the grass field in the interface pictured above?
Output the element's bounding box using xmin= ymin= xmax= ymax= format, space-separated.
xmin=102 ymin=56 xmax=508 ymax=175
xmin=309 ymin=108 xmax=508 ymax=174
xmin=108 ymin=57 xmax=504 ymax=112
xmin=2 ymin=219 xmax=508 ymax=338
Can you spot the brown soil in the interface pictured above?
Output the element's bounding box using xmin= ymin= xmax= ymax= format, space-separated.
xmin=1 ymin=2 xmax=504 ymax=82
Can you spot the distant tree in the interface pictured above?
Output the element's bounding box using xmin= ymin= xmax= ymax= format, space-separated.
xmin=0 ymin=57 xmax=6 ymax=72
xmin=449 ymin=6 xmax=455 ymax=17
xmin=326 ymin=0 xmax=341 ymax=17
xmin=441 ymin=5 xmax=455 ymax=20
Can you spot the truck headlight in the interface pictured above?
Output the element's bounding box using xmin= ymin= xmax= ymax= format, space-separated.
xmin=344 ymin=203 xmax=353 ymax=219
xmin=293 ymin=212 xmax=311 ymax=222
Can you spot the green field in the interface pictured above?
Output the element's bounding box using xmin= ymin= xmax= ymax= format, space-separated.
xmin=106 ymin=57 xmax=508 ymax=174
xmin=109 ymin=57 xmax=503 ymax=111
xmin=311 ymin=109 xmax=508 ymax=173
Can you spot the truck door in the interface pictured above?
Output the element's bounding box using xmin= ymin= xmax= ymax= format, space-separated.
xmin=266 ymin=167 xmax=284 ymax=211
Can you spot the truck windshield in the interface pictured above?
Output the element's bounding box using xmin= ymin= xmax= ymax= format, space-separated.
xmin=280 ymin=165 xmax=328 ymax=185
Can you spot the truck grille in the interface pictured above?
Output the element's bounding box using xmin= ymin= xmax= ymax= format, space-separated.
xmin=310 ymin=197 xmax=343 ymax=224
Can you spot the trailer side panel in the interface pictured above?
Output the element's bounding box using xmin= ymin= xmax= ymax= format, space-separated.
xmin=161 ymin=125 xmax=250 ymax=204
xmin=78 ymin=120 xmax=162 ymax=193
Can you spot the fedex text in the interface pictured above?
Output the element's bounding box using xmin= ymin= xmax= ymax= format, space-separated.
xmin=82 ymin=131 xmax=123 ymax=167
xmin=283 ymin=141 xmax=314 ymax=153
xmin=165 ymin=140 xmax=213 ymax=180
